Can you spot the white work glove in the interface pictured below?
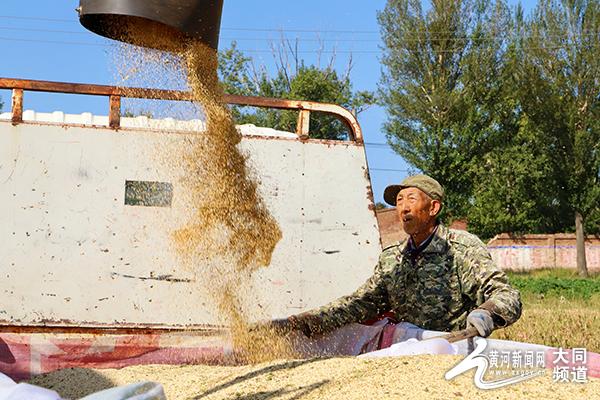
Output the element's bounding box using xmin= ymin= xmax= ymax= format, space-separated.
xmin=466 ymin=309 xmax=495 ymax=337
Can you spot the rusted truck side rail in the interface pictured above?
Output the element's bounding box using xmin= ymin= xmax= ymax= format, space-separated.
xmin=0 ymin=77 xmax=363 ymax=142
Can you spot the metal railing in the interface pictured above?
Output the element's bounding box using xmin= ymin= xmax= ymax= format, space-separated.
xmin=0 ymin=77 xmax=363 ymax=142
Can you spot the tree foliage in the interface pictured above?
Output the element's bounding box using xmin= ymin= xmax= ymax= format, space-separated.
xmin=521 ymin=0 xmax=600 ymax=275
xmin=218 ymin=42 xmax=375 ymax=140
xmin=468 ymin=7 xmax=572 ymax=238
xmin=378 ymin=0 xmax=512 ymax=221
xmin=378 ymin=0 xmax=599 ymax=271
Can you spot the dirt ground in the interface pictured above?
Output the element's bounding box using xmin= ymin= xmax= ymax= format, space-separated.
xmin=30 ymin=355 xmax=599 ymax=400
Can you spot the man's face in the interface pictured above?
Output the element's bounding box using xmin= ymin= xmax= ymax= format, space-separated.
xmin=395 ymin=187 xmax=440 ymax=235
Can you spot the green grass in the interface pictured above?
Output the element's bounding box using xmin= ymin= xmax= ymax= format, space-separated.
xmin=507 ymin=267 xmax=600 ymax=279
xmin=491 ymin=269 xmax=600 ymax=352
xmin=507 ymin=268 xmax=600 ymax=300
xmin=509 ymin=276 xmax=600 ymax=299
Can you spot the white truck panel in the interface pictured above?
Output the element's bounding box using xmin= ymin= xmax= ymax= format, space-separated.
xmin=0 ymin=119 xmax=381 ymax=328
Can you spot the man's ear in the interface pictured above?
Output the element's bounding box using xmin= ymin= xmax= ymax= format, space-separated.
xmin=430 ymin=200 xmax=442 ymax=217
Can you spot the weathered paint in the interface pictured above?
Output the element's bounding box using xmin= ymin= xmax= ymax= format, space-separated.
xmin=10 ymin=89 xmax=23 ymax=125
xmin=0 ymin=120 xmax=381 ymax=329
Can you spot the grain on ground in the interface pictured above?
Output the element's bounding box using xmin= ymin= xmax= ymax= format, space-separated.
xmin=30 ymin=356 xmax=600 ymax=400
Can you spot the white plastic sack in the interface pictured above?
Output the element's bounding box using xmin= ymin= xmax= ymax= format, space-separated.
xmin=0 ymin=373 xmax=61 ymax=400
xmin=80 ymin=382 xmax=166 ymax=400
xmin=359 ymin=337 xmax=457 ymax=358
xmin=0 ymin=373 xmax=165 ymax=400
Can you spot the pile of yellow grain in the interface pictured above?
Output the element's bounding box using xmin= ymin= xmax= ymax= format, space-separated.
xmin=30 ymin=356 xmax=599 ymax=400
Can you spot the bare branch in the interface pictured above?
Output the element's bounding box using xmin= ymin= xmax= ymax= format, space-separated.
xmin=270 ymin=37 xmax=291 ymax=90
xmin=344 ymin=52 xmax=354 ymax=82
xmin=316 ymin=33 xmax=324 ymax=68
xmin=249 ymin=59 xmax=263 ymax=93
xmin=326 ymin=46 xmax=337 ymax=76
xmin=283 ymin=35 xmax=299 ymax=75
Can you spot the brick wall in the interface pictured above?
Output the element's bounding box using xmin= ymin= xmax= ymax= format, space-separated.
xmin=488 ymin=233 xmax=600 ymax=272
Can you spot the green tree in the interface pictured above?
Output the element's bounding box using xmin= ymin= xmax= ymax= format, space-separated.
xmin=467 ymin=7 xmax=572 ymax=238
xmin=378 ymin=0 xmax=512 ymax=222
xmin=218 ymin=42 xmax=375 ymax=140
xmin=468 ymin=122 xmax=562 ymax=239
xmin=521 ymin=0 xmax=600 ymax=277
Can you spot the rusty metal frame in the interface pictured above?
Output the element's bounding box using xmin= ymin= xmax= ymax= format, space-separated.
xmin=0 ymin=322 xmax=225 ymax=335
xmin=0 ymin=77 xmax=363 ymax=142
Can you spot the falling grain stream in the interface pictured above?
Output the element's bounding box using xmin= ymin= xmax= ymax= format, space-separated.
xmin=116 ymin=23 xmax=295 ymax=363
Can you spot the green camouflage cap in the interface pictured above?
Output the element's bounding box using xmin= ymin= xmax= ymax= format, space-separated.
xmin=383 ymin=174 xmax=444 ymax=206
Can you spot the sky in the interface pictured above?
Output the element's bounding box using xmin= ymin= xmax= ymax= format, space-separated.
xmin=0 ymin=0 xmax=536 ymax=203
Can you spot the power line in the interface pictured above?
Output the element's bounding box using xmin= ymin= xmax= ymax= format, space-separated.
xmin=243 ymin=49 xmax=380 ymax=54
xmin=0 ymin=14 xmax=597 ymax=37
xmin=0 ymin=26 xmax=383 ymax=41
xmin=0 ymin=15 xmax=381 ymax=33
xmin=0 ymin=26 xmax=384 ymax=42
xmin=1 ymin=35 xmax=594 ymax=54
xmin=226 ymin=37 xmax=382 ymax=42
xmin=364 ymin=142 xmax=393 ymax=147
xmin=223 ymin=27 xmax=378 ymax=34
xmin=0 ymin=25 xmax=90 ymax=35
xmin=226 ymin=33 xmax=597 ymax=42
xmin=0 ymin=35 xmax=108 ymax=47
xmin=0 ymin=24 xmax=595 ymax=43
xmin=0 ymin=15 xmax=75 ymax=23
xmin=0 ymin=36 xmax=381 ymax=52
xmin=370 ymin=168 xmax=410 ymax=172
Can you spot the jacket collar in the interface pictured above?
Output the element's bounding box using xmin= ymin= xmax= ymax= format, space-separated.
xmin=401 ymin=223 xmax=449 ymax=256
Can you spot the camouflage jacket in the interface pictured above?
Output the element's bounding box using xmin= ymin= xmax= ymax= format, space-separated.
xmin=295 ymin=224 xmax=522 ymax=334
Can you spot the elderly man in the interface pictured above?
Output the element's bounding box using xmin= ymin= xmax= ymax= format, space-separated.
xmin=272 ymin=174 xmax=522 ymax=340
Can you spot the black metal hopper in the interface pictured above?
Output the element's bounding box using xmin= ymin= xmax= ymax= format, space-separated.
xmin=78 ymin=0 xmax=224 ymax=51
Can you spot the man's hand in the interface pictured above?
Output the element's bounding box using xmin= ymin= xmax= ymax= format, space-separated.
xmin=466 ymin=309 xmax=494 ymax=337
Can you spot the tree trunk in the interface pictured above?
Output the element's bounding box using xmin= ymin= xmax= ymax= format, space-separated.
xmin=575 ymin=211 xmax=589 ymax=278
